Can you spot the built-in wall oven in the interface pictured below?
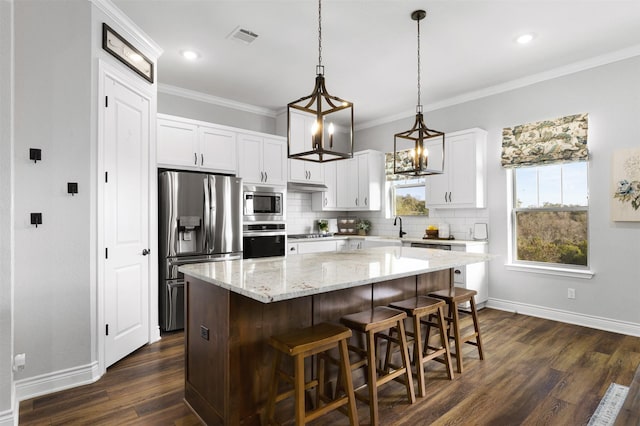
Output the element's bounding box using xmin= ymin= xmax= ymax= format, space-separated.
xmin=243 ymin=223 xmax=286 ymax=259
xmin=243 ymin=185 xmax=284 ymax=222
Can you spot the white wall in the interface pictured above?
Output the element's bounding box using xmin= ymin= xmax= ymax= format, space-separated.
xmin=0 ymin=0 xmax=15 ymax=422
xmin=357 ymin=57 xmax=640 ymax=330
xmin=13 ymin=0 xmax=94 ymax=386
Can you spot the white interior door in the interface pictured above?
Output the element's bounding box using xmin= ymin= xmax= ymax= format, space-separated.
xmin=104 ymin=73 xmax=150 ymax=368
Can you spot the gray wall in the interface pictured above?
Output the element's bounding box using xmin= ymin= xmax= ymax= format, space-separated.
xmin=0 ymin=0 xmax=15 ymax=419
xmin=158 ymin=92 xmax=276 ymax=134
xmin=13 ymin=0 xmax=93 ymax=382
xmin=357 ymin=56 xmax=640 ymax=326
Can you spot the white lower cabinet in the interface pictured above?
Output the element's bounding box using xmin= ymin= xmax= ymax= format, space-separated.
xmin=407 ymin=241 xmax=488 ymax=309
xmin=289 ymin=240 xmax=337 ymax=254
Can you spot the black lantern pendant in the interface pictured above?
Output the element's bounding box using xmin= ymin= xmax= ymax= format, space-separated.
xmin=393 ymin=10 xmax=445 ymax=176
xmin=287 ymin=0 xmax=354 ymax=163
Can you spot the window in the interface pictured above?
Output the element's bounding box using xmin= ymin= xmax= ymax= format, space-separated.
xmin=392 ymin=177 xmax=428 ymax=216
xmin=512 ymin=162 xmax=589 ymax=267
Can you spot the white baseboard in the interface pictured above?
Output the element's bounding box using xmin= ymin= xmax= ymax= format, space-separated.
xmin=0 ymin=407 xmax=16 ymax=426
xmin=15 ymin=361 xmax=101 ymax=402
xmin=150 ymin=325 xmax=161 ymax=344
xmin=487 ymin=298 xmax=640 ymax=337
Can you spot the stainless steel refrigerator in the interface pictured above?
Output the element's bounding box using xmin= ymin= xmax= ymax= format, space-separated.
xmin=158 ymin=170 xmax=242 ymax=331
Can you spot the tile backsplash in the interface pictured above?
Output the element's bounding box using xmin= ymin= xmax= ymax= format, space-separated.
xmin=286 ymin=192 xmax=489 ymax=240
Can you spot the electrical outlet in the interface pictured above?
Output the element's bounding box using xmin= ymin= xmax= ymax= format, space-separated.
xmin=200 ymin=325 xmax=209 ymax=341
xmin=567 ymin=288 xmax=576 ymax=299
xmin=14 ymin=353 xmax=26 ymax=372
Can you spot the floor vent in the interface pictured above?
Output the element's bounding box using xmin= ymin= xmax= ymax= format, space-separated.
xmin=228 ymin=26 xmax=259 ymax=45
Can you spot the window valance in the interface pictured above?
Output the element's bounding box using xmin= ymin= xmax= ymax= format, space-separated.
xmin=501 ymin=113 xmax=588 ymax=168
xmin=385 ymin=151 xmax=414 ymax=181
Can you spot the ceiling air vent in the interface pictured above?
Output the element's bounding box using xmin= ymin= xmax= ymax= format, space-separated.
xmin=227 ymin=26 xmax=259 ymax=45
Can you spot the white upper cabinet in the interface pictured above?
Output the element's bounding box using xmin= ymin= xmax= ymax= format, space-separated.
xmin=289 ymin=159 xmax=324 ymax=184
xmin=157 ymin=114 xmax=237 ymax=174
xmin=425 ymin=128 xmax=487 ymax=209
xmin=311 ymin=161 xmax=337 ymax=210
xmin=288 ymin=109 xmax=315 ymax=157
xmin=157 ymin=117 xmax=199 ymax=169
xmin=288 ymin=109 xmax=324 ymax=184
xmin=336 ymin=157 xmax=358 ymax=209
xmin=238 ymin=134 xmax=287 ymax=186
xmin=198 ymin=125 xmax=236 ymax=173
xmin=356 ymin=151 xmax=383 ymax=211
xmin=329 ymin=150 xmax=383 ymax=211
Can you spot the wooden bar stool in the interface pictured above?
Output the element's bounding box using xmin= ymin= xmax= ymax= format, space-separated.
xmin=340 ymin=306 xmax=416 ymax=426
xmin=428 ymin=287 xmax=484 ymax=373
xmin=265 ymin=322 xmax=358 ymax=425
xmin=387 ymin=296 xmax=454 ymax=397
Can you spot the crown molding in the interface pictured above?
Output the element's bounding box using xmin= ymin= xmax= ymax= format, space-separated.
xmin=356 ymin=43 xmax=640 ymax=131
xmin=159 ymin=83 xmax=277 ymax=118
xmin=90 ymin=0 xmax=163 ymax=59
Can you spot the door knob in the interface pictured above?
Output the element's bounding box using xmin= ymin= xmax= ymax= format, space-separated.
xmin=142 ymin=249 xmax=151 ymax=256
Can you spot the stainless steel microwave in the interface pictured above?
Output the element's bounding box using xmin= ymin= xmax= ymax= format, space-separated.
xmin=243 ymin=186 xmax=285 ymax=221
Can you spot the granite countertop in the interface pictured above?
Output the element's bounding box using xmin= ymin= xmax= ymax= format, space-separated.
xmin=288 ymin=234 xmax=487 ymax=246
xmin=179 ymin=246 xmax=492 ymax=304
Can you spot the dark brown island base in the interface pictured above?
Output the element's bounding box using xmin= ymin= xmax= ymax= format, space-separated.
xmin=179 ymin=246 xmax=491 ymax=425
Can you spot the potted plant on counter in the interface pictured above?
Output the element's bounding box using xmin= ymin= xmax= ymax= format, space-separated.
xmin=356 ymin=219 xmax=371 ymax=236
xmin=317 ymin=219 xmax=329 ymax=235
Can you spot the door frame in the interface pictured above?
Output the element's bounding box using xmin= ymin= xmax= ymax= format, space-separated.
xmin=96 ymin=59 xmax=159 ymax=375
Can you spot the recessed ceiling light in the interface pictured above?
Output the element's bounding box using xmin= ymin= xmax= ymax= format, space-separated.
xmin=516 ymin=33 xmax=535 ymax=45
xmin=181 ymin=50 xmax=200 ymax=60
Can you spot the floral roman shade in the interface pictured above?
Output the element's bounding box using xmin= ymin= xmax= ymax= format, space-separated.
xmin=385 ymin=150 xmax=415 ymax=181
xmin=501 ymin=113 xmax=589 ymax=168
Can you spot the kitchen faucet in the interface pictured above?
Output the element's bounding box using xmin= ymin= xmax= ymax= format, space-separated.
xmin=393 ymin=216 xmax=407 ymax=238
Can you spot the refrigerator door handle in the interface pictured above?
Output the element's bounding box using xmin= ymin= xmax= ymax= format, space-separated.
xmin=203 ymin=176 xmax=211 ymax=252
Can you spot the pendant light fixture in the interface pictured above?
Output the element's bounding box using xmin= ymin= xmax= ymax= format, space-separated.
xmin=287 ymin=0 xmax=354 ymax=163
xmin=393 ymin=10 xmax=445 ymax=176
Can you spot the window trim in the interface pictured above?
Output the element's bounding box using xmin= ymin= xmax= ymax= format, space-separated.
xmin=391 ymin=179 xmax=428 ymax=217
xmin=508 ymin=164 xmax=593 ymax=275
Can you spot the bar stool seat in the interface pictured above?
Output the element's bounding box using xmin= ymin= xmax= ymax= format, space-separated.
xmin=387 ymin=296 xmax=454 ymax=397
xmin=340 ymin=306 xmax=416 ymax=426
xmin=265 ymin=322 xmax=358 ymax=425
xmin=428 ymin=287 xmax=484 ymax=373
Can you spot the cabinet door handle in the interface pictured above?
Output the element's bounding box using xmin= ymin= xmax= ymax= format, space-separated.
xmin=364 ymin=197 xmax=368 ymax=206
xmin=265 ymin=172 xmax=268 ymax=182
xmin=201 ymin=153 xmax=204 ymax=166
xmin=194 ymin=153 xmax=198 ymax=165
xmin=324 ymin=197 xmax=328 ymax=206
xmin=355 ymin=198 xmax=358 ymax=206
xmin=448 ymin=192 xmax=452 ymax=202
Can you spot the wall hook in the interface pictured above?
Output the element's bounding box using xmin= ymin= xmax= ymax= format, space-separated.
xmin=67 ymin=182 xmax=78 ymax=195
xmin=30 ymin=213 xmax=42 ymax=228
xmin=29 ymin=148 xmax=41 ymax=163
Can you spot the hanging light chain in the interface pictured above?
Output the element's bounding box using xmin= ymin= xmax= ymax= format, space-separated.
xmin=416 ymin=15 xmax=422 ymax=111
xmin=318 ymin=0 xmax=322 ymax=68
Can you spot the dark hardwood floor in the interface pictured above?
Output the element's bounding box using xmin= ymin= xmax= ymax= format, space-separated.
xmin=19 ymin=308 xmax=640 ymax=425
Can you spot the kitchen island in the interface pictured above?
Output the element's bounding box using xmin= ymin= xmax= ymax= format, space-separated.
xmin=179 ymin=246 xmax=491 ymax=425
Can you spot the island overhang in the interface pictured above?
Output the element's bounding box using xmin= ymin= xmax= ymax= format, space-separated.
xmin=179 ymin=245 xmax=492 ymax=303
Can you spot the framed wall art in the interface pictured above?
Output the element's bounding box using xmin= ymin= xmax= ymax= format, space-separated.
xmin=102 ymin=23 xmax=154 ymax=83
xmin=611 ymin=147 xmax=640 ymax=222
